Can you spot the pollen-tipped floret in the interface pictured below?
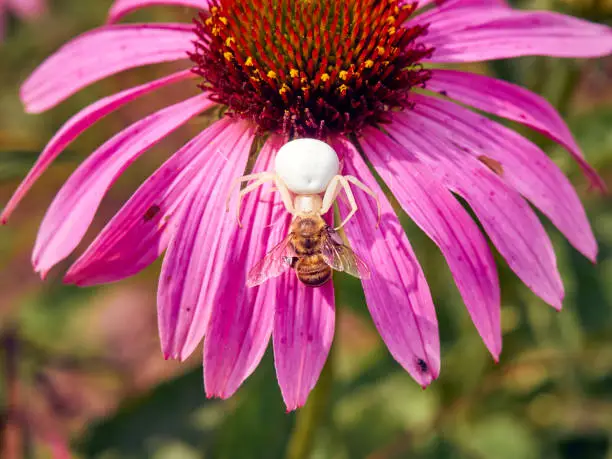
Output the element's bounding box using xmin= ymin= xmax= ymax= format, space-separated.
xmin=190 ymin=0 xmax=432 ymax=138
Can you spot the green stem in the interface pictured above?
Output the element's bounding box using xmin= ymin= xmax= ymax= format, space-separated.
xmin=285 ymin=346 xmax=334 ymax=459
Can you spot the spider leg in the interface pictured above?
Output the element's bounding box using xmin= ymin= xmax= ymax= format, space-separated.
xmin=343 ymin=175 xmax=381 ymax=228
xmin=227 ymin=172 xmax=276 ymax=227
xmin=226 ymin=172 xmax=274 ymax=211
xmin=273 ymin=176 xmax=296 ymax=215
xmin=320 ymin=175 xmax=342 ymax=216
xmin=334 ymin=176 xmax=359 ymax=230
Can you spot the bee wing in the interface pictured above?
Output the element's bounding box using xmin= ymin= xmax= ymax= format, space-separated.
xmin=246 ymin=235 xmax=296 ymax=287
xmin=320 ymin=229 xmax=370 ymax=280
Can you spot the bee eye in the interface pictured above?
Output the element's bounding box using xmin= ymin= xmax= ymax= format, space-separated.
xmin=275 ymin=138 xmax=339 ymax=194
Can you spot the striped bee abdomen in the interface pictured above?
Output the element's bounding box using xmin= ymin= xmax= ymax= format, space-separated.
xmin=295 ymin=255 xmax=332 ymax=287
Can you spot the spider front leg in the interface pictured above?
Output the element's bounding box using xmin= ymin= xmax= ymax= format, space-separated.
xmin=273 ymin=176 xmax=296 ymax=217
xmin=226 ymin=172 xmax=275 ymax=227
xmin=343 ymin=175 xmax=381 ymax=228
xmin=226 ymin=172 xmax=296 ymax=227
xmin=320 ymin=175 xmax=381 ymax=230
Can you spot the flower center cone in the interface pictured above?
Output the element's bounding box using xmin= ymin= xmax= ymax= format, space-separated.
xmin=191 ymin=0 xmax=433 ymax=138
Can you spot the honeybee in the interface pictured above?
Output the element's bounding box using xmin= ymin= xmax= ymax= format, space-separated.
xmin=247 ymin=215 xmax=370 ymax=287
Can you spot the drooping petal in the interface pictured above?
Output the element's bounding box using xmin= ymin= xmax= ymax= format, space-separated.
xmin=64 ymin=118 xmax=234 ymax=287
xmin=1 ymin=70 xmax=194 ymax=223
xmin=333 ymin=138 xmax=445 ymax=374
xmin=21 ymin=23 xmax=194 ymax=113
xmin=273 ymin=273 xmax=335 ymax=411
xmin=405 ymin=94 xmax=597 ymax=262
xmin=108 ymin=0 xmax=209 ymax=23
xmin=426 ymin=69 xmax=604 ymax=191
xmin=422 ymin=9 xmax=612 ymax=62
xmin=386 ymin=109 xmax=564 ymax=309
xmin=157 ymin=121 xmax=255 ymax=361
xmin=204 ymin=136 xmax=288 ymax=399
xmin=354 ymin=132 xmax=500 ymax=361
xmin=32 ymin=93 xmax=213 ymax=277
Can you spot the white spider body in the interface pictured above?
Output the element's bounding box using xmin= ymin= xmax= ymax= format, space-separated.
xmin=293 ymin=194 xmax=323 ymax=215
xmin=274 ymin=138 xmax=339 ymax=194
xmin=227 ymin=139 xmax=380 ymax=229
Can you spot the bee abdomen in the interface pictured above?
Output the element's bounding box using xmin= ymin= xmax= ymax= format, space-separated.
xmin=295 ymin=256 xmax=331 ymax=287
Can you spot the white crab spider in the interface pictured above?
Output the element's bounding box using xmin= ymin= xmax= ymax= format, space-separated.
xmin=226 ymin=138 xmax=380 ymax=229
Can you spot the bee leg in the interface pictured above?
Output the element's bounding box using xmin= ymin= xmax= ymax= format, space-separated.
xmin=343 ymin=175 xmax=381 ymax=228
xmin=230 ymin=173 xmax=276 ymax=228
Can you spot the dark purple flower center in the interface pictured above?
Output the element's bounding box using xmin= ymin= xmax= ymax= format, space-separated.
xmin=190 ymin=0 xmax=432 ymax=138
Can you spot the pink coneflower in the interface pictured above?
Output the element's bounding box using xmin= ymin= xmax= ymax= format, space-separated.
xmin=0 ymin=0 xmax=46 ymax=40
xmin=3 ymin=0 xmax=612 ymax=410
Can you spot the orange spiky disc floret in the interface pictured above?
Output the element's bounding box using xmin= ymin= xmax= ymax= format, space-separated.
xmin=190 ymin=0 xmax=432 ymax=138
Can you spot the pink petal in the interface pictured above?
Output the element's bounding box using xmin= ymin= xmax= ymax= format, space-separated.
xmin=0 ymin=9 xmax=5 ymax=42
xmin=157 ymin=121 xmax=255 ymax=361
xmin=108 ymin=0 xmax=209 ymax=23
xmin=414 ymin=0 xmax=435 ymax=9
xmin=64 ymin=118 xmax=233 ymax=287
xmin=426 ymin=69 xmax=605 ymax=191
xmin=333 ymin=138 xmax=444 ymax=375
xmin=408 ymin=94 xmax=597 ymax=263
xmin=422 ymin=9 xmax=612 ymax=62
xmin=414 ymin=5 xmax=510 ymax=31
xmin=1 ymin=70 xmax=194 ymax=223
xmin=387 ymin=107 xmax=564 ymax=309
xmin=204 ymin=136 xmax=288 ymax=399
xmin=32 ymin=93 xmax=213 ymax=276
xmin=8 ymin=0 xmax=45 ymax=18
xmin=21 ymin=23 xmax=194 ymax=113
xmin=273 ymin=273 xmax=335 ymax=411
xmin=415 ymin=0 xmax=508 ymax=15
xmin=354 ymin=131 xmax=500 ymax=362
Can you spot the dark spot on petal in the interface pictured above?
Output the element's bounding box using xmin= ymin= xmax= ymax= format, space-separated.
xmin=438 ymin=90 xmax=448 ymax=97
xmin=144 ymin=204 xmax=161 ymax=221
xmin=477 ymin=155 xmax=504 ymax=176
xmin=416 ymin=358 xmax=428 ymax=373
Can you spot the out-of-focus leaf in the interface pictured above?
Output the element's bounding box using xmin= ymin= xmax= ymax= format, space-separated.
xmin=78 ymin=367 xmax=223 ymax=459
xmin=460 ymin=416 xmax=540 ymax=459
xmin=19 ymin=282 xmax=97 ymax=347
xmin=0 ymin=150 xmax=79 ymax=181
xmin=566 ymin=108 xmax=612 ymax=169
xmin=209 ymin=353 xmax=293 ymax=459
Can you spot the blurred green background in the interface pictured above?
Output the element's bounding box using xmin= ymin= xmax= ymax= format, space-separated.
xmin=1 ymin=0 xmax=612 ymax=458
